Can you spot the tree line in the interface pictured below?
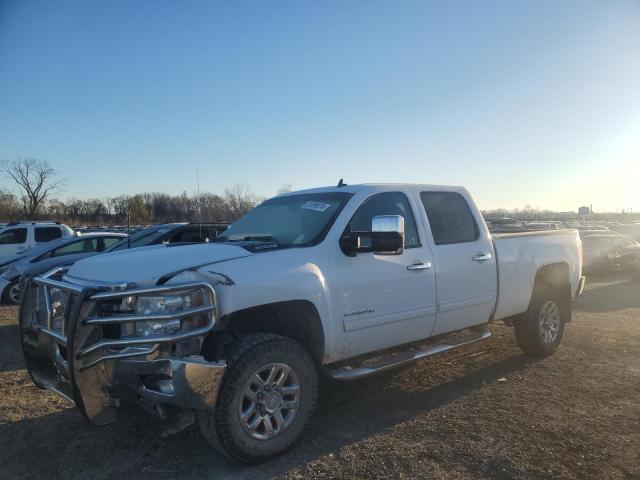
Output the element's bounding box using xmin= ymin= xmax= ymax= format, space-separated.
xmin=1 ymin=158 xmax=288 ymax=226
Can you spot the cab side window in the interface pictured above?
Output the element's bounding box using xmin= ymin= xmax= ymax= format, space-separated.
xmin=35 ymin=227 xmax=62 ymax=243
xmin=420 ymin=192 xmax=479 ymax=245
xmin=0 ymin=228 xmax=27 ymax=244
xmin=345 ymin=192 xmax=420 ymax=248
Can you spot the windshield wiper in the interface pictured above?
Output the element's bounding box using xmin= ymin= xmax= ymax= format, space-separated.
xmin=240 ymin=235 xmax=279 ymax=243
xmin=216 ymin=235 xmax=282 ymax=246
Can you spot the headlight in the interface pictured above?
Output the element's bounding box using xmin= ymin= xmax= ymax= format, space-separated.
xmin=136 ymin=294 xmax=193 ymax=314
xmin=116 ymin=289 xmax=210 ymax=339
xmin=49 ymin=287 xmax=70 ymax=331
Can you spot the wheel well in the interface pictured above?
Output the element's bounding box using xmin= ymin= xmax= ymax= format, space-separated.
xmin=534 ymin=263 xmax=569 ymax=290
xmin=531 ymin=262 xmax=572 ymax=320
xmin=201 ymin=300 xmax=325 ymax=366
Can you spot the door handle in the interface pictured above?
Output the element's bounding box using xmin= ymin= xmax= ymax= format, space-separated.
xmin=407 ymin=261 xmax=432 ymax=271
xmin=472 ymin=253 xmax=492 ymax=262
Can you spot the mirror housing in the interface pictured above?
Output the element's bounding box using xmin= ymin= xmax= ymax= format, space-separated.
xmin=340 ymin=215 xmax=405 ymax=256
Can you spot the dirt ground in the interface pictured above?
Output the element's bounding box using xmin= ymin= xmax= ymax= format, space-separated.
xmin=1 ymin=273 xmax=639 ymax=480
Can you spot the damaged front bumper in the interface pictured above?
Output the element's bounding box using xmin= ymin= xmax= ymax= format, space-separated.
xmin=19 ymin=269 xmax=224 ymax=425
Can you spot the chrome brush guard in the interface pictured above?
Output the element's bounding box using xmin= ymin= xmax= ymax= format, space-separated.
xmin=20 ymin=268 xmax=224 ymax=425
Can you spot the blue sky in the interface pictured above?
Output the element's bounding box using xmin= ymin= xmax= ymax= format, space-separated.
xmin=1 ymin=0 xmax=639 ymax=211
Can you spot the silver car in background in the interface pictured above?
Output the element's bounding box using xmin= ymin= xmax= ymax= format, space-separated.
xmin=0 ymin=233 xmax=125 ymax=303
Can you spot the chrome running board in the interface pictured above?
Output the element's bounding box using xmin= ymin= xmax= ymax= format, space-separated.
xmin=325 ymin=328 xmax=491 ymax=381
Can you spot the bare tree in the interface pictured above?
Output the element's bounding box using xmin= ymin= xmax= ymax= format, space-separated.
xmin=0 ymin=188 xmax=20 ymax=221
xmin=224 ymin=183 xmax=257 ymax=219
xmin=276 ymin=183 xmax=292 ymax=195
xmin=2 ymin=158 xmax=65 ymax=219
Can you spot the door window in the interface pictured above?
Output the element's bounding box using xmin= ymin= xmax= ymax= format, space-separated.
xmin=345 ymin=192 xmax=420 ymax=248
xmin=420 ymin=192 xmax=479 ymax=245
xmin=35 ymin=227 xmax=62 ymax=243
xmin=52 ymin=239 xmax=96 ymax=257
xmin=171 ymin=228 xmax=204 ymax=243
xmin=101 ymin=237 xmax=122 ymax=250
xmin=0 ymin=228 xmax=27 ymax=244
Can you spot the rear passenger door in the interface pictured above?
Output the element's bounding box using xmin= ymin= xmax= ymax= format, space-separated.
xmin=419 ymin=191 xmax=497 ymax=335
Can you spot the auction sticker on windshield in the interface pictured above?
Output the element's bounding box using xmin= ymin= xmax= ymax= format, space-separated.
xmin=301 ymin=201 xmax=331 ymax=212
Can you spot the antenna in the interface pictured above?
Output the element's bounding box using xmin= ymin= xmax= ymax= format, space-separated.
xmin=337 ymin=178 xmax=347 ymax=188
xmin=127 ymin=205 xmax=131 ymax=249
xmin=197 ymin=169 xmax=202 ymax=241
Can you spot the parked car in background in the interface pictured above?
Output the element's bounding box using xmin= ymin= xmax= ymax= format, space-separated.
xmin=563 ymin=221 xmax=581 ymax=228
xmin=579 ymin=229 xmax=617 ymax=239
xmin=0 ymin=233 xmax=126 ymax=304
xmin=0 ymin=221 xmax=74 ymax=263
xmin=582 ymin=234 xmax=640 ymax=275
xmin=523 ymin=222 xmax=564 ymax=231
xmin=613 ymin=223 xmax=640 ymax=242
xmin=577 ymin=224 xmax=610 ymax=232
xmin=2 ymin=223 xmax=231 ymax=304
xmin=105 ymin=222 xmax=229 ymax=252
xmin=487 ymin=221 xmax=525 ymax=233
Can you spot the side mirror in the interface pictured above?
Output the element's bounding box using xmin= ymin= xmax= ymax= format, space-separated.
xmin=340 ymin=215 xmax=405 ymax=256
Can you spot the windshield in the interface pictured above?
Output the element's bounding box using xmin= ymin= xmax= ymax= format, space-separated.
xmin=217 ymin=192 xmax=352 ymax=247
xmin=106 ymin=226 xmax=171 ymax=252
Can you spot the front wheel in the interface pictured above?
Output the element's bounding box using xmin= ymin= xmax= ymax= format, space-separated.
xmin=514 ymin=286 xmax=568 ymax=357
xmin=197 ymin=333 xmax=318 ymax=464
xmin=2 ymin=280 xmax=21 ymax=304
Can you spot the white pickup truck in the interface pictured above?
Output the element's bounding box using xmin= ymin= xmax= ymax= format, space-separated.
xmin=20 ymin=183 xmax=584 ymax=463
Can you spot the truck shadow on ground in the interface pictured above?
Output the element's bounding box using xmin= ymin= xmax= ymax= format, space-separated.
xmin=0 ymin=346 xmax=541 ymax=479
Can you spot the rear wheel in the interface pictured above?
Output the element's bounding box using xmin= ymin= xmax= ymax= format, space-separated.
xmin=197 ymin=333 xmax=318 ymax=464
xmin=514 ymin=286 xmax=567 ymax=356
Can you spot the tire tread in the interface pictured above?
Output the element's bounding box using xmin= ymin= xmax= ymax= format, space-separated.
xmin=198 ymin=333 xmax=318 ymax=464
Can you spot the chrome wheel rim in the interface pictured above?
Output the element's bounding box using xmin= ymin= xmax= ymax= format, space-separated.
xmin=538 ymin=300 xmax=560 ymax=343
xmin=9 ymin=283 xmax=21 ymax=303
xmin=238 ymin=363 xmax=300 ymax=440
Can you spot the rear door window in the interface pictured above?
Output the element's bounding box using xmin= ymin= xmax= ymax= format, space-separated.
xmin=35 ymin=227 xmax=62 ymax=243
xmin=0 ymin=228 xmax=27 ymax=244
xmin=420 ymin=192 xmax=479 ymax=245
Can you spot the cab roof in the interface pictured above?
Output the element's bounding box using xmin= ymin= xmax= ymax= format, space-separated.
xmin=281 ymin=183 xmax=469 ymax=197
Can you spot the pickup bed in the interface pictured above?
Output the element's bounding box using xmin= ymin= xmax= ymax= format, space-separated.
xmin=19 ymin=183 xmax=584 ymax=463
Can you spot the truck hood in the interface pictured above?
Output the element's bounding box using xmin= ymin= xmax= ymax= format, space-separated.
xmin=65 ymin=243 xmax=252 ymax=286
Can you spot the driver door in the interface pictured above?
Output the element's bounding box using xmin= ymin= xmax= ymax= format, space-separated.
xmin=329 ymin=192 xmax=437 ymax=359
